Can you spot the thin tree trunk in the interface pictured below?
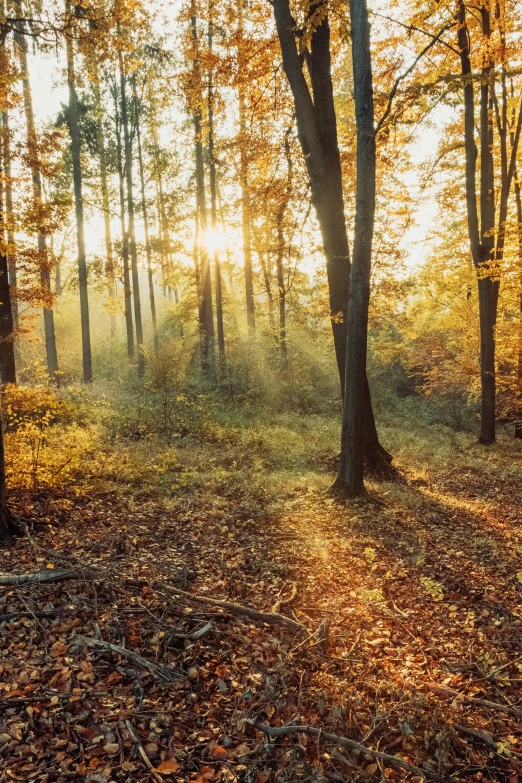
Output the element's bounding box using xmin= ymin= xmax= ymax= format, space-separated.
xmin=191 ymin=5 xmax=215 ymax=376
xmin=133 ymin=78 xmax=158 ymax=352
xmin=237 ymin=0 xmax=255 ymax=335
xmin=259 ymin=252 xmax=276 ymax=336
xmin=208 ymin=13 xmax=225 ymax=361
xmin=334 ymin=0 xmax=376 ymax=497
xmin=0 ymin=112 xmax=16 ymax=384
xmin=93 ymin=79 xmax=117 ymax=339
xmin=1 ymin=105 xmax=19 ymax=351
xmin=14 ymin=9 xmax=59 ymax=383
xmin=216 ymin=175 xmax=235 ymax=291
xmin=515 ymin=171 xmax=522 ymax=438
xmin=114 ymin=81 xmax=134 ymax=359
xmin=119 ymin=47 xmax=145 ymax=377
xmin=65 ymin=9 xmax=93 ymax=383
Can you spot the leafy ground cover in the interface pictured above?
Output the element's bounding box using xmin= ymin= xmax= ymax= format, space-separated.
xmin=1 ymin=401 xmax=522 ymax=782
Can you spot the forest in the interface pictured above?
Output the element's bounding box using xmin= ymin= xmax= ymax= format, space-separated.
xmin=1 ymin=0 xmax=522 ymax=780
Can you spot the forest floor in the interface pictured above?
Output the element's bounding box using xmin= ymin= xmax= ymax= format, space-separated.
xmin=1 ymin=404 xmax=522 ymax=783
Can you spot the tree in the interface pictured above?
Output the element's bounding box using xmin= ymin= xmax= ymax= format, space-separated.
xmin=457 ymin=0 xmax=522 ymax=443
xmin=14 ymin=2 xmax=59 ymax=383
xmin=271 ymin=0 xmax=391 ymax=468
xmin=65 ymin=2 xmax=93 ymax=383
xmin=334 ymin=0 xmax=376 ymax=497
xmin=119 ymin=42 xmax=145 ymax=377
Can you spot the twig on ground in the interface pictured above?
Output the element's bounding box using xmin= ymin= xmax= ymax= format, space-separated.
xmin=164 ymin=585 xmax=308 ymax=635
xmin=0 ymin=609 xmax=63 ymax=622
xmin=272 ymin=581 xmax=298 ymax=613
xmin=247 ymin=721 xmax=448 ymax=782
xmin=0 ymin=567 xmax=95 ymax=585
xmin=81 ymin=637 xmax=179 ymax=682
xmin=452 ymin=722 xmax=522 ymax=759
xmin=125 ymin=720 xmax=163 ymax=783
xmin=428 ymin=683 xmax=522 ymax=719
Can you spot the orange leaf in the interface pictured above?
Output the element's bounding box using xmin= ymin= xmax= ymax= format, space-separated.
xmin=155 ymin=758 xmax=181 ymax=774
xmin=209 ymin=745 xmax=228 ymax=760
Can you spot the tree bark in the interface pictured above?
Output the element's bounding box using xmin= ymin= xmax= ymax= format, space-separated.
xmin=191 ymin=5 xmax=215 ymax=377
xmin=65 ymin=7 xmax=93 ymax=383
xmin=333 ymin=0 xmax=376 ymax=498
xmin=237 ymin=0 xmax=256 ymax=335
xmin=119 ymin=47 xmax=145 ymax=377
xmin=208 ymin=14 xmax=225 ymax=361
xmin=0 ymin=112 xmax=17 ymax=385
xmin=14 ymin=8 xmax=59 ymax=383
xmin=133 ymin=78 xmax=158 ymax=353
xmin=92 ymin=78 xmax=117 ymax=339
xmin=272 ymin=0 xmax=391 ymax=467
xmin=1 ymin=102 xmax=19 ymax=369
xmin=114 ymin=81 xmax=134 ymax=359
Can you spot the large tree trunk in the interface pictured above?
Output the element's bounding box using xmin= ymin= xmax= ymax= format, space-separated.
xmin=114 ymin=83 xmax=135 ymax=359
xmin=334 ymin=0 xmax=376 ymax=497
xmin=133 ymin=79 xmax=159 ymax=353
xmin=208 ymin=17 xmax=225 ymax=362
xmin=237 ymin=0 xmax=255 ymax=335
xmin=0 ymin=111 xmax=17 ymax=385
xmin=119 ymin=48 xmax=145 ymax=377
xmin=14 ymin=9 xmax=59 ymax=383
xmin=272 ymin=0 xmax=391 ymax=468
xmin=65 ymin=9 xmax=93 ymax=383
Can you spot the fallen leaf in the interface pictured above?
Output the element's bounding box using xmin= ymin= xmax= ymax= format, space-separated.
xmin=155 ymin=758 xmax=180 ymax=774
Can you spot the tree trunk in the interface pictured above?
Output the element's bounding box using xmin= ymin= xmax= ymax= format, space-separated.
xmin=237 ymin=0 xmax=255 ymax=335
xmin=93 ymin=79 xmax=117 ymax=339
xmin=1 ymin=103 xmax=19 ymax=362
xmin=272 ymin=0 xmax=391 ymax=468
xmin=114 ymin=82 xmax=135 ymax=359
xmin=0 ymin=396 xmax=21 ymax=545
xmin=14 ymin=9 xmax=59 ymax=383
xmin=0 ymin=112 xmax=17 ymax=385
xmin=208 ymin=16 xmax=225 ymax=362
xmin=191 ymin=5 xmax=215 ymax=377
xmin=515 ymin=168 xmax=522 ymax=438
xmin=65 ymin=10 xmax=93 ymax=383
xmin=334 ymin=0 xmax=376 ymax=497
xmin=119 ymin=48 xmax=145 ymax=377
xmin=259 ymin=252 xmax=276 ymax=336
xmin=133 ymin=78 xmax=158 ymax=352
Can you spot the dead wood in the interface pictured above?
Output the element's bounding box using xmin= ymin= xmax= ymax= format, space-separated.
xmin=81 ymin=637 xmax=179 ymax=682
xmin=0 ymin=567 xmax=95 ymax=585
xmin=164 ymin=585 xmax=308 ymax=634
xmin=125 ymin=720 xmax=163 ymax=783
xmin=0 ymin=610 xmax=63 ymax=622
xmin=272 ymin=581 xmax=298 ymax=613
xmin=247 ymin=721 xmax=449 ymax=782
xmin=428 ymin=682 xmax=522 ymax=719
xmin=452 ymin=722 xmax=522 ymax=759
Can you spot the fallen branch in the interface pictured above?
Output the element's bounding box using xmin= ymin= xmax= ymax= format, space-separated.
xmin=81 ymin=637 xmax=178 ymax=683
xmin=0 ymin=609 xmax=63 ymax=622
xmin=165 ymin=585 xmax=308 ymax=635
xmin=272 ymin=581 xmax=298 ymax=613
xmin=247 ymin=721 xmax=448 ymax=782
xmin=0 ymin=567 xmax=95 ymax=585
xmin=1 ymin=690 xmax=108 ymax=704
xmin=452 ymin=722 xmax=522 ymax=759
xmin=167 ymin=621 xmax=213 ymax=647
xmin=428 ymin=683 xmax=522 ymax=719
xmin=125 ymin=720 xmax=163 ymax=783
